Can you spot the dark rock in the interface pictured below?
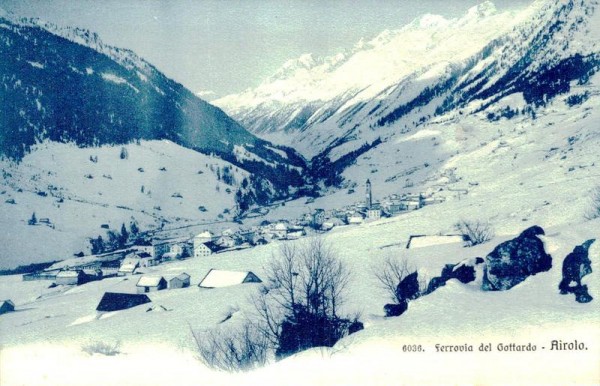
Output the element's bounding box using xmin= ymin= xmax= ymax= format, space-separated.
xmin=426 ymin=276 xmax=447 ymax=294
xmin=482 ymin=225 xmax=552 ymax=291
xmin=348 ymin=320 xmax=365 ymax=334
xmin=384 ymin=301 xmax=408 ymax=317
xmin=452 ymin=264 xmax=476 ymax=284
xmin=559 ymin=239 xmax=594 ymax=303
xmin=396 ymin=272 xmax=420 ymax=302
xmin=475 ymin=257 xmax=485 ymax=264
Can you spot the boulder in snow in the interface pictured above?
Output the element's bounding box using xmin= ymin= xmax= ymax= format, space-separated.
xmin=482 ymin=226 xmax=552 ymax=291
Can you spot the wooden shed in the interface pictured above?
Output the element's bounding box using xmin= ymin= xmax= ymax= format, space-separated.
xmin=169 ymin=273 xmax=191 ymax=289
xmin=136 ymin=276 xmax=167 ymax=293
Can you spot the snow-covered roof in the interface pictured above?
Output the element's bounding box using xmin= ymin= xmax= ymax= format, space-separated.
xmin=194 ymin=231 xmax=213 ymax=239
xmin=274 ymin=223 xmax=288 ymax=230
xmin=407 ymin=234 xmax=465 ymax=249
xmin=198 ymin=269 xmax=262 ymax=288
xmin=1 ymin=300 xmax=15 ymax=307
xmin=56 ymin=270 xmax=82 ymax=278
xmin=136 ymin=276 xmax=165 ymax=287
xmin=161 ymin=252 xmax=179 ymax=259
xmin=119 ymin=261 xmax=139 ymax=272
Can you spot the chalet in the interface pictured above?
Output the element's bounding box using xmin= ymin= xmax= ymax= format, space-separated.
xmin=272 ymin=222 xmax=288 ymax=239
xmin=134 ymin=252 xmax=159 ymax=268
xmin=287 ymin=230 xmax=304 ymax=240
xmin=118 ymin=260 xmax=139 ymax=276
xmin=0 ymin=300 xmax=15 ymax=315
xmin=198 ymin=269 xmax=262 ymax=289
xmin=56 ymin=270 xmax=88 ymax=285
xmin=136 ymin=276 xmax=167 ymax=293
xmin=215 ymin=235 xmax=236 ymax=248
xmin=347 ymin=213 xmax=364 ymax=225
xmin=194 ymin=241 xmax=225 ymax=257
xmin=194 ymin=230 xmax=214 ymax=245
xmin=169 ymin=273 xmax=191 ymax=289
xmin=96 ymin=292 xmax=151 ymax=312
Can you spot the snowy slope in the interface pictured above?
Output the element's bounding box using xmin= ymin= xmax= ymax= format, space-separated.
xmin=0 ymin=194 xmax=598 ymax=385
xmin=0 ymin=140 xmax=248 ymax=268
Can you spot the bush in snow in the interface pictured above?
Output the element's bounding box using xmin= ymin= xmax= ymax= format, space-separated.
xmin=82 ymin=340 xmax=121 ymax=356
xmin=193 ymin=321 xmax=269 ymax=372
xmin=372 ymin=256 xmax=414 ymax=304
xmin=584 ymin=186 xmax=600 ymax=220
xmin=454 ymin=219 xmax=494 ymax=247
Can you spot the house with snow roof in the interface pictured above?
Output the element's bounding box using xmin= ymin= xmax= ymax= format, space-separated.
xmin=56 ymin=270 xmax=88 ymax=285
xmin=198 ymin=269 xmax=262 ymax=289
xmin=169 ymin=273 xmax=191 ymax=289
xmin=194 ymin=241 xmax=226 ymax=257
xmin=136 ymin=276 xmax=167 ymax=294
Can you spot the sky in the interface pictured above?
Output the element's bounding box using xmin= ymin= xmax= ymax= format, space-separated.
xmin=0 ymin=0 xmax=535 ymax=99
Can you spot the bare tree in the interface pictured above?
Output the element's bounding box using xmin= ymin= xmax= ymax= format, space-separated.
xmin=584 ymin=186 xmax=600 ymax=220
xmin=372 ymin=256 xmax=413 ymax=303
xmin=454 ymin=219 xmax=494 ymax=247
xmin=252 ymin=238 xmax=356 ymax=359
xmin=192 ymin=321 xmax=269 ymax=372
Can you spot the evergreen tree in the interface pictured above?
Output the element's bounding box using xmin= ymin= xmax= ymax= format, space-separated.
xmin=120 ymin=223 xmax=129 ymax=246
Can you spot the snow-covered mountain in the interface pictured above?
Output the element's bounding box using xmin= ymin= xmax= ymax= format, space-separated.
xmin=0 ymin=13 xmax=306 ymax=191
xmin=215 ymin=0 xmax=600 ymax=184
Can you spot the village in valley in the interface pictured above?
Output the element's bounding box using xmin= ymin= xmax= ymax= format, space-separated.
xmin=1 ymin=179 xmax=447 ymax=314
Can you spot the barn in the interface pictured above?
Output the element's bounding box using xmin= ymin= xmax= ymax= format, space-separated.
xmin=96 ymin=292 xmax=151 ymax=312
xmin=136 ymin=276 xmax=167 ymax=293
xmin=198 ymin=269 xmax=262 ymax=289
xmin=0 ymin=300 xmax=15 ymax=315
xmin=55 ymin=270 xmax=88 ymax=285
xmin=169 ymin=273 xmax=191 ymax=289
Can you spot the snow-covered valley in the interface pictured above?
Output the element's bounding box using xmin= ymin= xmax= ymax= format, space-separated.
xmin=1 ymin=0 xmax=600 ymax=384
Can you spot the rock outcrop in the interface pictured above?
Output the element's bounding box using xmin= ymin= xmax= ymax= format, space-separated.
xmin=482 ymin=226 xmax=552 ymax=291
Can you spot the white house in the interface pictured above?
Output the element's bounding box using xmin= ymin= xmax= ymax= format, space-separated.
xmin=216 ymin=235 xmax=236 ymax=248
xmin=194 ymin=242 xmax=225 ymax=258
xmin=367 ymin=204 xmax=382 ymax=220
xmin=136 ymin=276 xmax=167 ymax=293
xmin=198 ymin=269 xmax=262 ymax=289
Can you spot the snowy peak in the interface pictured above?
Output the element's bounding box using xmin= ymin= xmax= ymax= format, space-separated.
xmin=215 ymin=0 xmax=599 ymax=175
xmin=213 ymin=1 xmax=539 ymax=151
